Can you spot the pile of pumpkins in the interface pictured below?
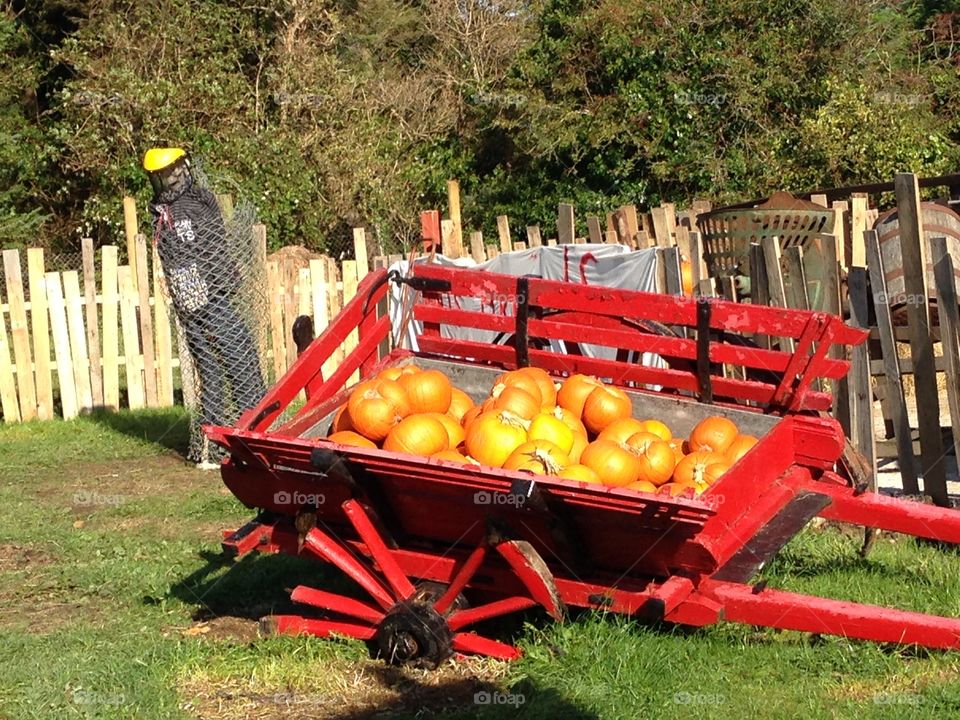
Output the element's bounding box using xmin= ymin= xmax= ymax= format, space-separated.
xmin=327 ymin=365 xmax=758 ymax=498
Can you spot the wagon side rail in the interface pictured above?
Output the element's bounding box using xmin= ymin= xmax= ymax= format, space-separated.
xmin=236 ymin=268 xmax=391 ymax=433
xmin=410 ymin=264 xmax=867 ymax=413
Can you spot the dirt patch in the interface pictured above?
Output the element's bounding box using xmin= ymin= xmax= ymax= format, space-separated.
xmin=177 ymin=617 xmax=261 ymax=644
xmin=180 ymin=656 xmax=509 ymax=720
xmin=0 ymin=542 xmax=53 ymax=571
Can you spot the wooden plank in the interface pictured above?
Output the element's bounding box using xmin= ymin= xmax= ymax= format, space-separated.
xmin=101 ymin=246 xmax=120 ymax=409
xmin=81 ymin=238 xmax=104 ymax=407
xmin=266 ymin=261 xmax=286 ymax=381
xmin=152 ymin=246 xmax=174 ymax=407
xmin=134 ymin=234 xmax=158 ymax=407
xmin=697 ymin=278 xmax=716 ymax=297
xmin=850 ymin=196 xmax=868 ymax=267
xmin=173 ymin=315 xmax=197 ymax=411
xmin=526 ymin=226 xmax=543 ymax=248
xmin=118 ymin=265 xmax=145 ymax=410
xmin=446 ymin=179 xmax=464 ymax=259
xmin=325 ymin=256 xmax=343 ymax=368
xmin=3 ymin=250 xmax=36 ymax=420
xmin=558 ymin=203 xmax=575 ymax=245
xmin=342 ymin=260 xmax=360 ymax=385
xmin=831 ymin=200 xmax=849 ymax=270
xmin=749 ymin=243 xmax=770 ymax=350
xmin=618 ymin=206 xmax=640 ymax=248
xmin=441 ymin=219 xmax=455 ymax=259
xmin=353 ymin=227 xmax=370 ymax=281
xmin=810 ymin=194 xmax=828 ymax=208
xmin=469 ymin=232 xmax=486 ymax=263
xmin=931 ymin=237 xmax=960 ymax=487
xmin=513 ymin=241 xmax=528 ymax=251
xmin=63 ymin=271 xmax=93 ymax=412
xmin=603 ymin=230 xmax=618 ymax=245
xmin=545 ymin=239 xmax=556 ymax=247
xmin=0 ymin=283 xmax=21 ymax=422
xmin=310 ymin=259 xmax=336 ymax=381
xmin=486 ymin=244 xmax=500 ymax=258
xmin=760 ymin=236 xmax=794 ymax=351
xmin=819 ymin=233 xmax=845 ymax=423
xmin=45 ymin=272 xmax=78 ymax=419
xmin=26 ymin=248 xmax=53 ymax=419
xmin=298 ymin=267 xmax=312 ymax=317
xmin=496 ymin=215 xmax=512 ymax=254
xmin=651 ymin=207 xmax=673 ymax=248
xmin=895 ymin=172 xmax=947 ymax=505
xmin=586 ymin=217 xmax=603 ymax=244
xmin=252 ymin=223 xmax=270 ymax=365
xmin=782 ymin=246 xmax=810 ymax=310
xmin=122 ymin=196 xmax=139 ymax=290
xmin=846 ymin=265 xmax=876 ymax=486
xmin=689 ymin=230 xmax=707 ymax=285
xmin=663 ymin=247 xmax=684 ymax=295
xmin=690 ymin=200 xmax=712 ymax=230
xmin=674 ymin=225 xmax=692 ymax=265
xmin=654 ymin=248 xmax=667 ymax=294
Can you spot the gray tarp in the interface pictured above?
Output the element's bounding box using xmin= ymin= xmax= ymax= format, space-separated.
xmin=388 ymin=245 xmax=664 ymax=370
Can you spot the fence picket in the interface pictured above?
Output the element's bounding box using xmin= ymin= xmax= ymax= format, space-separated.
xmin=45 ymin=272 xmax=78 ymax=420
xmin=27 ymin=248 xmax=53 ymax=419
xmin=63 ymin=271 xmax=93 ymax=412
xmin=118 ymin=265 xmax=145 ymax=410
xmin=3 ymin=249 xmax=37 ymax=420
xmin=101 ymin=246 xmax=120 ymax=410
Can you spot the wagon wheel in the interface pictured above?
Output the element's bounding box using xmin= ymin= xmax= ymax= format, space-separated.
xmin=262 ymin=499 xmax=564 ymax=668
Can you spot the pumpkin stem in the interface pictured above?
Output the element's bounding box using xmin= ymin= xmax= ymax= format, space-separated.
xmin=499 ymin=410 xmax=530 ymax=430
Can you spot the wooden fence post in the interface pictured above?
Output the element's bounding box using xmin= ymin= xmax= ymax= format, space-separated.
xmin=0 ymin=282 xmax=21 ymax=422
xmin=27 ymin=248 xmax=53 ymax=419
xmin=101 ymin=246 xmax=120 ymax=410
xmin=866 ymin=230 xmax=919 ymax=494
xmin=81 ymin=238 xmax=104 ymax=407
xmin=152 ymin=247 xmax=174 ymax=407
xmin=846 ymin=265 xmax=876 ymax=485
xmin=446 ymin=179 xmax=464 ymax=259
xmin=45 ymin=271 xmax=78 ymax=419
xmin=123 ymin=196 xmax=139 ymax=289
xmin=134 ymin=235 xmax=158 ymax=407
xmin=3 ymin=249 xmax=37 ymax=420
xmin=931 ymin=236 xmax=960 ymax=482
xmin=895 ymin=172 xmax=947 ymax=506
xmin=118 ymin=265 xmax=145 ymax=410
xmin=558 ymin=204 xmax=575 ymax=245
xmin=497 ymin=216 xmax=512 ymax=254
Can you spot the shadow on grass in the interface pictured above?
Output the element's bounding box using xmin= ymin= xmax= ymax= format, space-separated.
xmin=86 ymin=407 xmax=191 ymax=456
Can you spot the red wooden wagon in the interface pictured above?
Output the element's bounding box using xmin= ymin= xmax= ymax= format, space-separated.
xmin=206 ymin=249 xmax=960 ymax=667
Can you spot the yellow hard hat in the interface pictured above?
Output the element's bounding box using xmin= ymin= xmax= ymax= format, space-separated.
xmin=143 ymin=147 xmax=186 ymax=172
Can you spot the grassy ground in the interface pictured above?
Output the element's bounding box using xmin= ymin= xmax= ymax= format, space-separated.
xmin=1 ymin=410 xmax=960 ymax=719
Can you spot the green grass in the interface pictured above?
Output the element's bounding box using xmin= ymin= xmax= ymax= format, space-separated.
xmin=1 ymin=410 xmax=960 ymax=718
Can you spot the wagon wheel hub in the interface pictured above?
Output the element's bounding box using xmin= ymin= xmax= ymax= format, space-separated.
xmin=375 ymin=600 xmax=453 ymax=669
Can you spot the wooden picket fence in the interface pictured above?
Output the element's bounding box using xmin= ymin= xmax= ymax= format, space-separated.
xmin=0 ymin=226 xmax=383 ymax=424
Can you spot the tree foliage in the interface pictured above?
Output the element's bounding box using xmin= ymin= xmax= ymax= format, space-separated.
xmin=2 ymin=0 xmax=960 ymax=253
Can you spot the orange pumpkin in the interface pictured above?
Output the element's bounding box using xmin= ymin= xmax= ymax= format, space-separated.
xmin=490 ymin=385 xmax=541 ymax=421
xmin=549 ymin=405 xmax=588 ymax=437
xmin=493 ymin=370 xmax=543 ymax=407
xmin=582 ymin=386 xmax=632 ymax=435
xmin=637 ymin=419 xmax=672 ymax=442
xmin=628 ymin=434 xmax=676 ymax=486
xmin=567 ymin=431 xmax=588 ymax=464
xmin=673 ymin=450 xmax=730 ymax=489
xmin=327 ymin=430 xmax=377 ymax=449
xmin=464 ymin=410 xmax=529 ymax=468
xmin=503 ymin=440 xmax=570 ymax=475
xmin=557 ymin=463 xmax=602 ymax=484
xmin=348 ymin=381 xmax=405 ymax=441
xmin=527 ymin=411 xmax=575 ymax=454
xmin=372 ymin=378 xmax=412 ymax=418
xmin=431 ymin=449 xmax=478 ymax=465
xmin=378 ymin=364 xmax=420 ymax=381
xmin=399 ymin=369 xmax=453 ymax=414
xmin=426 ymin=412 xmax=466 ymax=450
xmin=580 ymin=439 xmax=641 ymax=488
xmin=625 ymin=479 xmax=659 ymax=493
xmin=725 ymin=434 xmax=759 ymax=464
xmin=447 ymin=388 xmax=475 ymax=423
xmin=461 ymin=404 xmax=484 ymax=430
xmin=598 ymin=417 xmax=648 ymax=445
xmin=382 ymin=415 xmax=449 ymax=456
xmin=517 ymin=367 xmax=558 ymax=407
xmin=330 ymin=404 xmax=354 ymax=433
xmin=557 ymin=374 xmax=604 ymax=418
xmin=688 ymin=416 xmax=739 ymax=454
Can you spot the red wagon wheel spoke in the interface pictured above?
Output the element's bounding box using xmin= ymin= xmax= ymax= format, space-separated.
xmin=434 ymin=544 xmax=488 ymax=615
xmin=267 ymin=615 xmax=377 ymax=641
xmin=342 ymin=499 xmax=416 ymax=601
xmin=495 ymin=540 xmax=565 ymax=620
xmin=452 ymin=632 xmax=523 ymax=660
xmin=302 ymin=527 xmax=396 ymax=610
xmin=290 ymin=585 xmax=386 ymax=625
xmin=448 ymin=597 xmax=537 ymax=632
